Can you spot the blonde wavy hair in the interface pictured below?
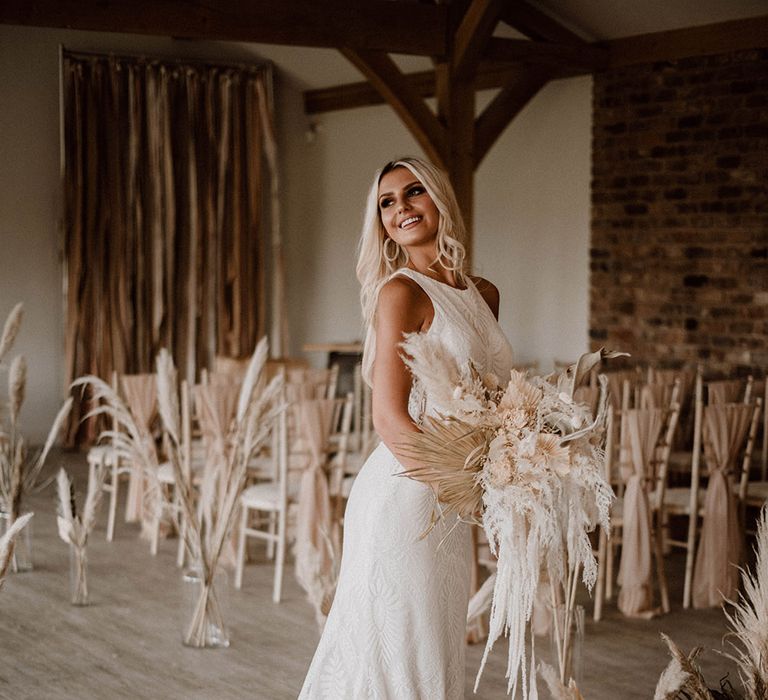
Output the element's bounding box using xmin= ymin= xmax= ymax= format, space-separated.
xmin=356 ymin=157 xmax=469 ymax=385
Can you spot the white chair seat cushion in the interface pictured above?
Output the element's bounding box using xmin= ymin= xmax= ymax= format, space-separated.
xmin=241 ymin=481 xmax=298 ymax=511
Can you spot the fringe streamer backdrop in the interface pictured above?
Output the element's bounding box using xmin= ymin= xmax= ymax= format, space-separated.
xmin=61 ymin=50 xmax=281 ymax=445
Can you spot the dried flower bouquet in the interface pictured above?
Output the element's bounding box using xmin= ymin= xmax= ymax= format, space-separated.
xmin=399 ymin=335 xmax=623 ymax=697
xmin=0 ymin=303 xmax=72 ymax=571
xmin=56 ymin=465 xmax=107 ymax=604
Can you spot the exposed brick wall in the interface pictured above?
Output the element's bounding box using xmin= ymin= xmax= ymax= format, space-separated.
xmin=590 ymin=49 xmax=768 ymax=376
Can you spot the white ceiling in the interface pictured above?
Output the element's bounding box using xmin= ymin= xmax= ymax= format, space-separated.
xmin=238 ymin=0 xmax=768 ymax=90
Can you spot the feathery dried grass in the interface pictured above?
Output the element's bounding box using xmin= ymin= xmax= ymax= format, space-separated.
xmin=55 ymin=465 xmax=106 ymax=548
xmin=151 ymin=339 xmax=284 ymax=646
xmin=655 ymin=634 xmax=715 ymax=700
xmin=8 ymin=356 xmax=26 ymax=426
xmin=723 ymin=505 xmax=768 ymax=700
xmin=0 ymin=511 xmax=33 ymax=589
xmin=539 ymin=662 xmax=585 ymax=700
xmin=0 ymin=303 xmax=23 ymax=367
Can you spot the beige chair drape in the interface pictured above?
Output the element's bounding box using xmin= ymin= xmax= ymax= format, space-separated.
xmin=293 ymin=398 xmax=337 ymax=621
xmin=692 ymin=403 xmax=752 ymax=607
xmin=617 ymin=408 xmax=663 ymax=617
xmin=62 ymin=51 xmax=277 ymax=445
xmin=120 ymin=374 xmax=157 ymax=525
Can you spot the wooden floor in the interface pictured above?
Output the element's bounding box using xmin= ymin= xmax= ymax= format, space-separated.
xmin=0 ymin=450 xmax=743 ymax=700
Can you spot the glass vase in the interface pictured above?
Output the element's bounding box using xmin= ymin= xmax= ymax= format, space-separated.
xmin=549 ymin=603 xmax=585 ymax=688
xmin=181 ymin=565 xmax=229 ymax=648
xmin=69 ymin=544 xmax=89 ymax=606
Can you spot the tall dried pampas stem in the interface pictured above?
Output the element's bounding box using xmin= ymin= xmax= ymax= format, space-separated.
xmin=0 ymin=512 xmax=33 ymax=589
xmin=723 ymin=504 xmax=768 ymax=700
xmin=153 ymin=338 xmax=284 ymax=647
xmin=56 ymin=465 xmax=107 ymax=605
xmin=8 ymin=356 xmax=26 ymax=427
xmin=0 ymin=303 xmax=23 ymax=366
xmin=654 ymin=634 xmax=714 ymax=700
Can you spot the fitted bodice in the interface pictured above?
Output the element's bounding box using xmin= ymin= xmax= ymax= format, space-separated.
xmin=390 ymin=268 xmax=515 ymax=422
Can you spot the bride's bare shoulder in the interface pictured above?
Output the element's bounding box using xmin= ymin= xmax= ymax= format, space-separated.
xmin=470 ymin=276 xmax=500 ymax=319
xmin=377 ymin=275 xmax=432 ymax=329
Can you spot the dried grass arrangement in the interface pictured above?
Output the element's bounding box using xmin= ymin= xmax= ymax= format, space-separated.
xmin=654 ymin=504 xmax=768 ymax=700
xmin=74 ymin=338 xmax=284 ymax=645
xmin=399 ymin=336 xmax=624 ymax=698
xmin=56 ymin=465 xmax=107 ymax=605
xmin=0 ymin=512 xmax=33 ymax=590
xmin=155 ymin=339 xmax=284 ymax=647
xmin=0 ymin=303 xmax=73 ymax=571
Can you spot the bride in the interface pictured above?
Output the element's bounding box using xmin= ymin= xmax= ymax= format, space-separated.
xmin=299 ymin=157 xmax=514 ymax=699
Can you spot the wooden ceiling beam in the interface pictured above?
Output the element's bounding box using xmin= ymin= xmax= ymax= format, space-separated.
xmin=305 ymin=63 xmax=536 ymax=114
xmin=603 ymin=14 xmax=768 ymax=68
xmin=499 ymin=1 xmax=586 ymax=45
xmin=0 ymin=0 xmax=448 ymax=55
xmin=484 ymin=37 xmax=608 ymax=71
xmin=453 ymin=0 xmax=507 ymax=78
xmin=474 ymin=70 xmax=550 ymax=167
xmin=340 ymin=49 xmax=447 ymax=169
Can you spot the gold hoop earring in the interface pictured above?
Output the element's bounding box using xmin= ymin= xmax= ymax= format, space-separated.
xmin=383 ymin=237 xmax=400 ymax=264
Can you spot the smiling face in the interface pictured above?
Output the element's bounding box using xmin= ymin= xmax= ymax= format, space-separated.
xmin=377 ymin=166 xmax=440 ymax=252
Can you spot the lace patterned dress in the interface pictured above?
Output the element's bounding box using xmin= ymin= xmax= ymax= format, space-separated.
xmin=298 ymin=268 xmax=514 ymax=699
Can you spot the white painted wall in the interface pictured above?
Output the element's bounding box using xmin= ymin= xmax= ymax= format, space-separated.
xmin=0 ymin=23 xmax=591 ymax=440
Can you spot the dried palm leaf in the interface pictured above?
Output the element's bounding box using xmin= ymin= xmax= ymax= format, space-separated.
xmin=0 ymin=303 xmax=23 ymax=367
xmin=399 ymin=414 xmax=489 ymax=522
xmin=723 ymin=505 xmax=768 ymax=700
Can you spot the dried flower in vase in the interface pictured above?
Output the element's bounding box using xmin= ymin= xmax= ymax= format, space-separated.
xmin=0 ymin=512 xmax=33 ymax=590
xmin=155 ymin=339 xmax=285 ymax=647
xmin=0 ymin=302 xmax=73 ymax=573
xmin=56 ymin=465 xmax=107 ymax=605
xmin=655 ymin=505 xmax=768 ymax=700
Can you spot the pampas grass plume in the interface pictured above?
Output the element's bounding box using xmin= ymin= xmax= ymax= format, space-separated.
xmin=0 ymin=303 xmax=23 ymax=366
xmin=8 ymin=355 xmax=26 ymax=426
xmin=0 ymin=511 xmax=33 ymax=588
xmin=723 ymin=504 xmax=768 ymax=699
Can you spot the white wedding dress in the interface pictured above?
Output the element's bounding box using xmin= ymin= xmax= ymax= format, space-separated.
xmin=298 ymin=268 xmax=514 ymax=700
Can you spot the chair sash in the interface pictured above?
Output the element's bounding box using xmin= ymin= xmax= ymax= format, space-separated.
xmin=120 ymin=374 xmax=157 ymax=523
xmin=707 ymin=380 xmax=743 ymax=405
xmin=286 ymin=367 xmax=334 ymax=401
xmin=617 ymin=408 xmax=663 ymax=616
xmin=639 ymin=383 xmax=676 ymax=410
xmin=293 ymin=398 xmax=337 ymax=620
xmin=692 ymin=402 xmax=752 ymax=607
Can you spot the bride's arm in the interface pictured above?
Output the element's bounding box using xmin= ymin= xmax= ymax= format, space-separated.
xmin=370 ymin=277 xmax=431 ymax=471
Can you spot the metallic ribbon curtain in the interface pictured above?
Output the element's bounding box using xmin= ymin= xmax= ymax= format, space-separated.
xmin=61 ymin=50 xmax=279 ymax=444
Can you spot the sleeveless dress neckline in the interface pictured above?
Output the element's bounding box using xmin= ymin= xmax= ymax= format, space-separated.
xmin=399 ymin=267 xmax=471 ymax=293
